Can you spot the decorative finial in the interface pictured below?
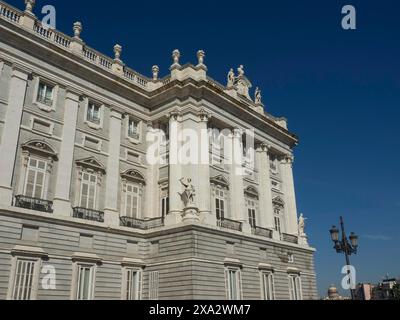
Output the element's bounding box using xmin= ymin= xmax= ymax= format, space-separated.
xmin=73 ymin=22 xmax=82 ymax=40
xmin=152 ymin=65 xmax=160 ymax=81
xmin=172 ymin=49 xmax=181 ymax=66
xmin=197 ymin=50 xmax=205 ymax=66
xmin=114 ymin=44 xmax=122 ymax=62
xmin=24 ymin=0 xmax=35 ymax=15
xmin=227 ymin=68 xmax=235 ymax=88
xmin=238 ymin=65 xmax=245 ymax=77
xmin=255 ymin=87 xmax=262 ymax=105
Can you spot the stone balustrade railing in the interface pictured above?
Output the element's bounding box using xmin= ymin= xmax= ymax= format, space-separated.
xmin=0 ymin=1 xmax=21 ymax=23
xmin=0 ymin=1 xmax=153 ymax=90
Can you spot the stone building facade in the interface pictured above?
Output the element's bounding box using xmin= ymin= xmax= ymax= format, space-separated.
xmin=0 ymin=0 xmax=318 ymax=300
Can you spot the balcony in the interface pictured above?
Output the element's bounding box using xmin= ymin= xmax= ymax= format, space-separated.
xmin=252 ymin=226 xmax=273 ymax=239
xmin=73 ymin=207 xmax=104 ymax=223
xmin=120 ymin=216 xmax=164 ymax=230
xmin=14 ymin=195 xmax=53 ymax=213
xmin=217 ymin=217 xmax=243 ymax=232
xmin=282 ymin=233 xmax=299 ymax=244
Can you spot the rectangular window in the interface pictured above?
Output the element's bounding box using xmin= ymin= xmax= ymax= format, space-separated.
xmin=125 ymin=183 xmax=140 ymax=218
xmin=225 ymin=268 xmax=242 ymax=300
xmin=125 ymin=269 xmax=142 ymax=300
xmin=37 ymin=82 xmax=54 ymax=106
xmin=248 ymin=208 xmax=256 ymax=228
xmin=215 ymin=190 xmax=225 ymax=220
xmin=247 ymin=199 xmax=257 ymax=228
xmin=274 ymin=208 xmax=282 ymax=236
xmin=261 ymin=272 xmax=275 ymax=300
xmin=128 ymin=118 xmax=140 ymax=139
xmin=11 ymin=259 xmax=38 ymax=300
xmin=288 ymin=274 xmax=302 ymax=300
xmin=24 ymin=158 xmax=47 ymax=199
xmin=87 ymin=102 xmax=101 ymax=124
xmin=76 ymin=264 xmax=95 ymax=300
xmin=161 ymin=195 xmax=169 ymax=218
xmin=149 ymin=271 xmax=159 ymax=300
xmin=80 ymin=172 xmax=97 ymax=210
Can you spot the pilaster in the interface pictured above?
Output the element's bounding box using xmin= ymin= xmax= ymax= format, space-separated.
xmin=0 ymin=65 xmax=30 ymax=206
xmin=229 ymin=129 xmax=250 ymax=234
xmin=280 ymin=155 xmax=298 ymax=235
xmin=165 ymin=109 xmax=183 ymax=226
xmin=53 ymin=90 xmax=80 ymax=217
xmin=104 ymin=109 xmax=122 ymax=226
xmin=256 ymin=143 xmax=275 ymax=231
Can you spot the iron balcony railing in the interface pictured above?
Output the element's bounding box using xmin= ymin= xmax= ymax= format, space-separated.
xmin=15 ymin=195 xmax=53 ymax=213
xmin=252 ymin=226 xmax=273 ymax=239
xmin=282 ymin=233 xmax=299 ymax=244
xmin=73 ymin=207 xmax=104 ymax=223
xmin=37 ymin=95 xmax=53 ymax=106
xmin=86 ymin=114 xmax=101 ymax=125
xmin=217 ymin=217 xmax=243 ymax=232
xmin=120 ymin=216 xmax=164 ymax=230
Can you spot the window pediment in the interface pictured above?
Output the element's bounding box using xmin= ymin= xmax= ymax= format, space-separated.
xmin=210 ymin=175 xmax=229 ymax=188
xmin=244 ymin=185 xmax=259 ymax=198
xmin=76 ymin=157 xmax=106 ymax=173
xmin=121 ymin=169 xmax=146 ymax=184
xmin=273 ymin=196 xmax=285 ymax=208
xmin=22 ymin=140 xmax=58 ymax=160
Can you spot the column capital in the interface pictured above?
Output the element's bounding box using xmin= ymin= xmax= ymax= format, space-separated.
xmin=256 ymin=142 xmax=271 ymax=153
xmin=110 ymin=109 xmax=123 ymax=120
xmin=65 ymin=88 xmax=82 ymax=102
xmin=281 ymin=154 xmax=294 ymax=165
xmin=167 ymin=108 xmax=182 ymax=122
xmin=11 ymin=64 xmax=31 ymax=81
xmin=233 ymin=128 xmax=244 ymax=139
xmin=197 ymin=108 xmax=211 ymax=123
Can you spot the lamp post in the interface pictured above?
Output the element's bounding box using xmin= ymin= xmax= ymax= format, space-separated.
xmin=329 ymin=216 xmax=359 ymax=300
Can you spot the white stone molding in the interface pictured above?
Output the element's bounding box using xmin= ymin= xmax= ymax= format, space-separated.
xmin=83 ymin=97 xmax=105 ymax=130
xmin=256 ymin=143 xmax=275 ymax=231
xmin=53 ymin=90 xmax=80 ymax=216
xmin=73 ymin=157 xmax=106 ymax=209
xmin=0 ymin=65 xmax=30 ymax=206
xmin=280 ymin=154 xmax=299 ymax=235
xmin=104 ymin=110 xmax=122 ymax=226
xmin=32 ymin=75 xmax=59 ymax=113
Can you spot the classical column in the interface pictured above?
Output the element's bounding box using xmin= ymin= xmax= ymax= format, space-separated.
xmin=256 ymin=144 xmax=275 ymax=231
xmin=144 ymin=122 xmax=159 ymax=219
xmin=280 ymin=155 xmax=299 ymax=235
xmin=165 ymin=110 xmax=183 ymax=226
xmin=197 ymin=110 xmax=213 ymax=224
xmin=53 ymin=90 xmax=80 ymax=217
xmin=0 ymin=66 xmax=29 ymax=206
xmin=104 ymin=110 xmax=122 ymax=226
xmin=229 ymin=129 xmax=250 ymax=233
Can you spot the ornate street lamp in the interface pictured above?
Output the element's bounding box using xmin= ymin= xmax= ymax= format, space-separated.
xmin=329 ymin=216 xmax=359 ymax=300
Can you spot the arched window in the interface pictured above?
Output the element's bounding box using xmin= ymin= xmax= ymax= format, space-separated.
xmin=121 ymin=169 xmax=145 ymax=219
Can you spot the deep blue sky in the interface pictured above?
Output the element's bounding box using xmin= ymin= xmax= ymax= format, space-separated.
xmin=7 ymin=0 xmax=400 ymax=297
